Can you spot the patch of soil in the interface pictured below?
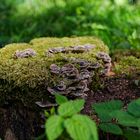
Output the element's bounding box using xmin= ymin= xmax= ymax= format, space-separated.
xmin=84 ymin=74 xmax=140 ymax=115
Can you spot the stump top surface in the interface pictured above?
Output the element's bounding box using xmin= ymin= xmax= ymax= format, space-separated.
xmin=0 ymin=37 xmax=109 ymax=88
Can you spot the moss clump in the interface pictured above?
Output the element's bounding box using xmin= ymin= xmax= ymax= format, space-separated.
xmin=114 ymin=56 xmax=140 ymax=75
xmin=0 ymin=37 xmax=108 ymax=105
xmin=111 ymin=48 xmax=140 ymax=62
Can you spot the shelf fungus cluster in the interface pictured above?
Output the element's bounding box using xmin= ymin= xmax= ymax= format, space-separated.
xmin=11 ymin=44 xmax=111 ymax=99
xmin=48 ymin=63 xmax=93 ymax=98
xmin=47 ymin=56 xmax=109 ymax=98
xmin=49 ymin=44 xmax=95 ymax=53
xmin=45 ymin=44 xmax=95 ymax=57
xmin=45 ymin=46 xmax=111 ymax=99
xmin=0 ymin=37 xmax=110 ymax=105
xmin=97 ymin=52 xmax=112 ymax=75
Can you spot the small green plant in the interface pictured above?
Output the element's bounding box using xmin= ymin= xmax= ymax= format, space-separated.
xmin=92 ymin=98 xmax=140 ymax=140
xmin=45 ymin=94 xmax=98 ymax=140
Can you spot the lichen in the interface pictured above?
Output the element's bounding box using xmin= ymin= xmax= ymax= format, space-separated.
xmin=0 ymin=37 xmax=109 ymax=105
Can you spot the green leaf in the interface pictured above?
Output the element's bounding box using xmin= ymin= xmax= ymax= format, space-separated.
xmin=58 ymin=99 xmax=85 ymax=117
xmin=44 ymin=110 xmax=50 ymax=117
xmin=96 ymin=111 xmax=113 ymax=122
xmin=110 ymin=110 xmax=139 ymax=127
xmin=45 ymin=115 xmax=64 ymax=140
xmin=93 ymin=100 xmax=123 ymax=113
xmin=127 ymin=98 xmax=140 ymax=117
xmin=123 ymin=128 xmax=140 ymax=140
xmin=93 ymin=100 xmax=123 ymax=122
xmin=99 ymin=123 xmax=123 ymax=135
xmin=64 ymin=114 xmax=98 ymax=140
xmin=50 ymin=107 xmax=55 ymax=115
xmin=55 ymin=94 xmax=68 ymax=105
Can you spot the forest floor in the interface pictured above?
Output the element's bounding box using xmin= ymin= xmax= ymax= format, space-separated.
xmin=84 ymin=74 xmax=140 ymax=116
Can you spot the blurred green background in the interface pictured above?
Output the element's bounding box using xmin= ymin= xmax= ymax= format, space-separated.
xmin=0 ymin=0 xmax=140 ymax=50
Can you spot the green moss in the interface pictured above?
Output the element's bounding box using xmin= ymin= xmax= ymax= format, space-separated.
xmin=0 ymin=37 xmax=108 ymax=105
xmin=114 ymin=56 xmax=140 ymax=75
xmin=30 ymin=36 xmax=108 ymax=52
xmin=111 ymin=48 xmax=140 ymax=62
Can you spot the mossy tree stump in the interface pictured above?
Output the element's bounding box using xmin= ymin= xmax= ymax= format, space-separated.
xmin=0 ymin=37 xmax=110 ymax=106
xmin=0 ymin=37 xmax=111 ymax=140
xmin=0 ymin=37 xmax=140 ymax=140
xmin=1 ymin=37 xmax=140 ymax=139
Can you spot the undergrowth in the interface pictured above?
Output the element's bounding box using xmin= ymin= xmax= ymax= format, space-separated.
xmin=0 ymin=0 xmax=140 ymax=51
xmin=39 ymin=94 xmax=140 ymax=140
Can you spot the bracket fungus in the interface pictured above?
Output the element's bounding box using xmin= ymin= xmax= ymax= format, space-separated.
xmin=0 ymin=37 xmax=110 ymax=106
xmin=47 ymin=60 xmax=101 ymax=98
xmin=50 ymin=64 xmax=61 ymax=75
xmin=97 ymin=52 xmax=112 ymax=75
xmin=46 ymin=44 xmax=95 ymax=55
xmin=13 ymin=48 xmax=36 ymax=58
